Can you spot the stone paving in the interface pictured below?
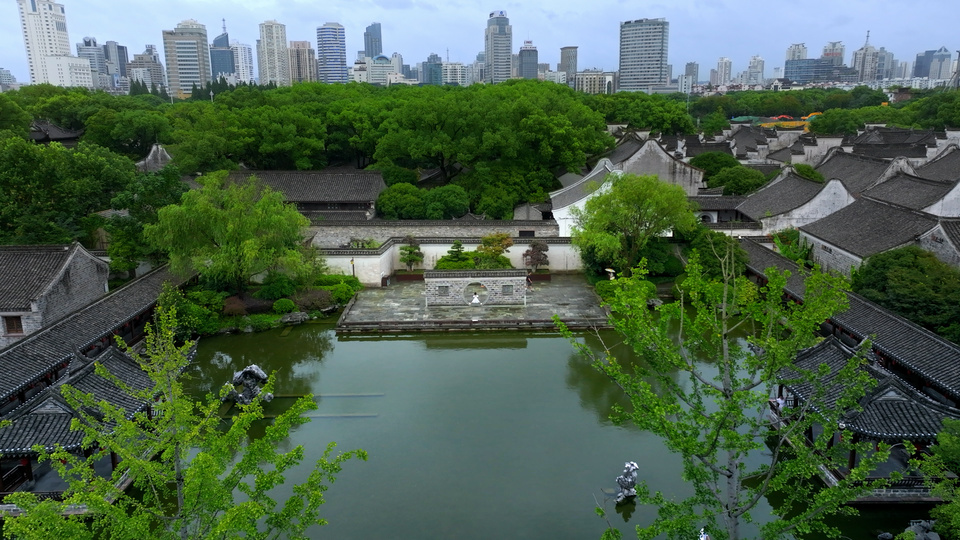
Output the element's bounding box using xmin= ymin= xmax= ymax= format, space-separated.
xmin=338 ymin=274 xmax=609 ymax=330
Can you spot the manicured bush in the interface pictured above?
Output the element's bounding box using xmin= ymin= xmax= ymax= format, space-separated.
xmin=255 ymin=272 xmax=298 ymax=301
xmin=314 ymin=274 xmax=362 ymax=291
xmin=222 ymin=296 xmax=247 ymax=317
xmin=272 ymin=298 xmax=297 ymax=314
xmin=435 ymin=257 xmax=476 ymax=270
xmin=321 ymin=283 xmax=356 ymax=304
xmin=292 ymin=288 xmax=334 ymax=311
xmin=244 ymin=314 xmax=276 ymax=332
xmin=594 ymin=280 xmax=621 ymax=301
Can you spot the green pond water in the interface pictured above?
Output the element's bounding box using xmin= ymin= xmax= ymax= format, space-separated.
xmin=186 ymin=323 xmax=921 ymax=539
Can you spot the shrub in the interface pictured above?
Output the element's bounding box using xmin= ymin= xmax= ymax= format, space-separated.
xmin=222 ymin=296 xmax=247 ymax=317
xmin=273 ymin=298 xmax=297 ymax=314
xmin=244 ymin=314 xmax=276 ymax=332
xmin=185 ymin=289 xmax=228 ymax=313
xmin=255 ymin=272 xmax=298 ymax=301
xmin=292 ymin=288 xmax=334 ymax=311
xmin=321 ymin=283 xmax=356 ymax=304
xmin=595 ymin=280 xmax=621 ymax=301
xmin=314 ymin=274 xmax=362 ymax=291
xmin=662 ymin=255 xmax=685 ymax=277
xmin=435 ymin=257 xmax=476 ymax=270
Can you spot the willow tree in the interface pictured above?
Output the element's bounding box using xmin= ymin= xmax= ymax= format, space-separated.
xmin=144 ymin=172 xmax=311 ymax=292
xmin=571 ymin=173 xmax=696 ymax=277
xmin=558 ymin=247 xmax=889 ymax=540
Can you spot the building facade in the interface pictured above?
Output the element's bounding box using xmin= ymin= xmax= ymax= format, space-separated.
xmin=162 ymin=19 xmax=211 ymax=97
xmin=288 ymin=41 xmax=317 ymax=83
xmin=715 ymin=57 xmax=732 ymax=85
xmin=575 ymin=70 xmax=617 ymax=94
xmin=364 ymin=23 xmax=382 ymax=57
xmin=518 ymin=40 xmax=538 ymax=79
xmin=210 ymin=29 xmax=235 ymax=80
xmin=618 ymin=18 xmax=669 ymax=92
xmin=317 ymin=23 xmax=348 ymax=83
xmin=76 ymin=36 xmax=109 ymax=88
xmin=231 ymin=41 xmax=254 ymax=83
xmin=441 ymin=62 xmax=467 ymax=86
xmin=821 ymin=41 xmax=845 ymax=66
xmin=559 ymin=46 xmax=577 ymax=87
xmin=786 ymin=43 xmax=807 ymax=61
xmin=747 ymin=55 xmax=764 ymax=85
xmin=16 ymin=0 xmax=92 ymax=86
xmin=102 ymin=40 xmax=128 ymax=79
xmin=257 ymin=20 xmax=289 ymax=86
xmin=126 ymin=44 xmax=166 ymax=89
xmin=484 ymin=10 xmax=512 ymax=84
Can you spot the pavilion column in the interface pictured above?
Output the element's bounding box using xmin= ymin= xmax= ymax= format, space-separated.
xmin=19 ymin=458 xmax=33 ymax=482
xmin=110 ymin=451 xmax=119 ymax=471
xmin=848 ymin=434 xmax=860 ymax=470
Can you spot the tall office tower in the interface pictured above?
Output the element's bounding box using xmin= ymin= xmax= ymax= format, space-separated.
xmin=851 ymin=33 xmax=878 ymax=82
xmin=423 ymin=53 xmax=443 ymax=85
xmin=77 ymin=37 xmax=109 ymax=88
xmin=618 ymin=18 xmax=669 ymax=92
xmin=747 ymin=55 xmax=764 ymax=85
xmin=364 ymin=23 xmax=382 ymax=57
xmin=684 ymin=62 xmax=699 ymax=83
xmin=821 ymin=41 xmax=845 ymax=66
xmin=126 ymin=44 xmax=166 ymax=89
xmin=317 ymin=23 xmax=348 ymax=83
xmin=210 ymin=22 xmax=235 ymax=80
xmin=518 ymin=40 xmax=538 ymax=79
xmin=709 ymin=68 xmax=718 ymax=86
xmin=0 ymin=68 xmax=17 ymax=86
xmin=897 ymin=60 xmax=911 ymax=79
xmin=470 ymin=51 xmax=485 ymax=85
xmin=925 ymin=46 xmax=953 ymax=79
xmin=103 ymin=41 xmax=129 ymax=78
xmin=230 ymin=41 xmax=254 ymax=83
xmin=288 ymin=41 xmax=317 ymax=83
xmin=257 ymin=20 xmax=289 ymax=86
xmin=390 ymin=52 xmax=403 ymax=74
xmin=162 ymin=19 xmax=211 ymax=97
xmin=786 ymin=43 xmax=807 ymax=61
xmin=875 ymin=47 xmax=896 ymax=80
xmin=16 ymin=0 xmax=88 ymax=85
xmin=716 ymin=57 xmax=732 ymax=85
xmin=484 ymin=10 xmax=512 ymax=84
xmin=558 ymin=46 xmax=577 ymax=87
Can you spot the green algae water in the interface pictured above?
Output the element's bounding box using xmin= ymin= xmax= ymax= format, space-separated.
xmin=186 ymin=324 xmax=919 ymax=539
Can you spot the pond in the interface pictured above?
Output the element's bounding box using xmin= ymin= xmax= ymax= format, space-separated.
xmin=185 ymin=323 xmax=921 ymax=539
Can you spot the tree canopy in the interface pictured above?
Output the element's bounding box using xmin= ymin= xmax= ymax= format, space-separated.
xmin=571 ymin=173 xmax=696 ymax=277
xmin=144 ymin=172 xmax=311 ymax=292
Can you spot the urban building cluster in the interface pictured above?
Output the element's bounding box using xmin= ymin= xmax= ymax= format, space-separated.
xmin=4 ymin=1 xmax=959 ymax=96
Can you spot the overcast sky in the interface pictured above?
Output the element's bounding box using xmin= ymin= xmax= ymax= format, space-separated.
xmin=2 ymin=0 xmax=957 ymax=84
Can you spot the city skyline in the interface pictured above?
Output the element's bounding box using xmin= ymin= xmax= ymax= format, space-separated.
xmin=1 ymin=0 xmax=957 ymax=85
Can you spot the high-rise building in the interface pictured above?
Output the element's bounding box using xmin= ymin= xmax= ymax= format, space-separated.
xmin=747 ymin=55 xmax=764 ymax=85
xmin=518 ymin=40 xmax=538 ymax=79
xmin=16 ymin=0 xmax=91 ymax=85
xmin=210 ymin=23 xmax=235 ymax=80
xmin=876 ymin=47 xmax=897 ymax=80
xmin=231 ymin=41 xmax=254 ymax=83
xmin=786 ymin=43 xmax=807 ymax=61
xmin=618 ymin=18 xmax=669 ymax=92
xmin=102 ymin=40 xmax=129 ymax=78
xmin=684 ymin=61 xmax=698 ymax=83
xmin=317 ymin=23 xmax=348 ymax=83
xmin=484 ymin=10 xmax=512 ymax=84
xmin=162 ymin=19 xmax=211 ymax=96
xmin=821 ymin=41 xmax=845 ymax=66
xmin=288 ymin=41 xmax=317 ymax=83
xmin=126 ymin=44 xmax=166 ymax=89
xmin=77 ymin=37 xmax=109 ymax=88
xmin=257 ymin=20 xmax=289 ymax=86
xmin=920 ymin=46 xmax=954 ymax=79
xmin=558 ymin=46 xmax=577 ymax=88
xmin=851 ymin=33 xmax=878 ymax=82
xmin=364 ymin=23 xmax=382 ymax=57
xmin=390 ymin=52 xmax=404 ymax=74
xmin=0 ymin=68 xmax=18 ymax=87
xmin=442 ymin=62 xmax=467 ymax=86
xmin=423 ymin=53 xmax=443 ymax=85
xmin=716 ymin=57 xmax=732 ymax=85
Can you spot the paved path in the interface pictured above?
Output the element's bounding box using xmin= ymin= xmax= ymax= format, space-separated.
xmin=338 ymin=274 xmax=609 ymax=331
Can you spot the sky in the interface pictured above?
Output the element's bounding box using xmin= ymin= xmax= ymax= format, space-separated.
xmin=1 ymin=0 xmax=957 ymax=84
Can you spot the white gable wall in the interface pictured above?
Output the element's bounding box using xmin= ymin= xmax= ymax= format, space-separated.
xmin=759 ymin=179 xmax=854 ymax=234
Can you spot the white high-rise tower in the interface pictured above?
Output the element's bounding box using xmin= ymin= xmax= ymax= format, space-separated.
xmin=257 ymin=20 xmax=290 ymax=86
xmin=16 ymin=0 xmax=91 ymax=86
xmin=484 ymin=10 xmax=512 ymax=84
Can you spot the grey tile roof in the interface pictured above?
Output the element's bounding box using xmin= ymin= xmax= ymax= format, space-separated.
xmin=851 ymin=127 xmax=937 ymax=146
xmin=742 ymin=239 xmax=960 ymax=402
xmin=862 ymin=173 xmax=955 ymax=210
xmin=605 ymin=136 xmax=645 ymax=165
xmin=135 ymin=143 xmax=173 ymax=173
xmin=853 ymin=144 xmax=928 ymax=159
xmin=940 ymin=219 xmax=960 ymax=248
xmin=688 ymin=195 xmax=746 ymax=211
xmin=549 ymin=160 xmax=614 ymax=209
xmin=799 ymin=198 xmax=937 ymax=258
xmin=0 ymin=244 xmax=77 ymax=311
xmin=736 ymin=172 xmax=823 ymax=220
xmin=815 ymin=151 xmax=890 ymax=194
xmin=781 ymin=337 xmax=960 ymax=441
xmin=29 ymin=120 xmax=84 ymax=142
xmin=685 ymin=141 xmax=733 ymax=157
xmin=0 ymin=266 xmax=185 ymax=409
xmin=68 ymin=347 xmax=154 ymax=415
xmin=0 ymin=396 xmax=82 ymax=456
xmin=226 ymin=170 xmax=386 ymax=203
xmin=916 ymin=146 xmax=960 ymax=182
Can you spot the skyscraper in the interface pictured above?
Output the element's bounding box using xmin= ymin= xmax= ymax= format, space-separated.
xmin=210 ymin=22 xmax=235 ymax=80
xmin=558 ymin=46 xmax=577 ymax=87
xmin=747 ymin=55 xmax=764 ymax=85
xmin=821 ymin=41 xmax=845 ymax=66
xmin=288 ymin=41 xmax=317 ymax=83
xmin=851 ymin=33 xmax=878 ymax=82
xmin=16 ymin=0 xmax=89 ymax=85
xmin=618 ymin=18 xmax=669 ymax=92
xmin=364 ymin=23 xmax=382 ymax=57
xmin=484 ymin=10 xmax=512 ymax=84
xmin=786 ymin=43 xmax=807 ymax=61
xmin=231 ymin=41 xmax=254 ymax=83
xmin=518 ymin=40 xmax=538 ymax=79
xmin=684 ymin=61 xmax=699 ymax=83
xmin=126 ymin=44 xmax=166 ymax=89
xmin=102 ymin=40 xmax=129 ymax=78
xmin=716 ymin=57 xmax=732 ymax=85
xmin=917 ymin=47 xmax=954 ymax=79
xmin=317 ymin=23 xmax=348 ymax=83
xmin=162 ymin=19 xmax=211 ymax=96
xmin=423 ymin=53 xmax=443 ymax=85
xmin=77 ymin=36 xmax=109 ymax=88
xmin=257 ymin=20 xmax=289 ymax=86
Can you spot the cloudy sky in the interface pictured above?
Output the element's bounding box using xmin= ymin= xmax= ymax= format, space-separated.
xmin=2 ymin=0 xmax=956 ymax=84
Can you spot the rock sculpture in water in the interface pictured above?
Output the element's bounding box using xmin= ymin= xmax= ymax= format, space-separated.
xmin=224 ymin=364 xmax=274 ymax=405
xmin=614 ymin=461 xmax=639 ymax=504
